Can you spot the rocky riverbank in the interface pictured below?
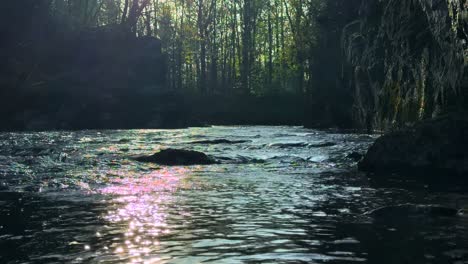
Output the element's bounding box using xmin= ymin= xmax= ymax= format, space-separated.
xmin=359 ymin=114 xmax=468 ymax=182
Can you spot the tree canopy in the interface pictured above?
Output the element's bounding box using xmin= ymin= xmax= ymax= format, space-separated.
xmin=44 ymin=0 xmax=326 ymax=95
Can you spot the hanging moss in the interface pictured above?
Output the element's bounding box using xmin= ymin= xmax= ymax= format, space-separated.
xmin=342 ymin=0 xmax=467 ymax=131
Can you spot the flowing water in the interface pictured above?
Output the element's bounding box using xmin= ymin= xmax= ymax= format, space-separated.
xmin=0 ymin=126 xmax=467 ymax=264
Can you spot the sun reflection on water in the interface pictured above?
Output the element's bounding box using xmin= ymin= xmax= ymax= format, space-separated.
xmin=101 ymin=167 xmax=190 ymax=195
xmin=98 ymin=167 xmax=193 ymax=263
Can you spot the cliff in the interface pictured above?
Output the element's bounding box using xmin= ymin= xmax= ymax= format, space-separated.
xmin=331 ymin=0 xmax=468 ymax=180
xmin=343 ymin=0 xmax=467 ymax=130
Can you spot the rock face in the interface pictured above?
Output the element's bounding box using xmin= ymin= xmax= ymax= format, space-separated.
xmin=309 ymin=0 xmax=467 ymax=131
xmin=343 ymin=0 xmax=467 ymax=130
xmin=135 ymin=149 xmax=217 ymax=166
xmin=359 ymin=115 xmax=468 ymax=178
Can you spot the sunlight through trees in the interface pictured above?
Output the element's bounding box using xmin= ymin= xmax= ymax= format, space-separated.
xmin=50 ymin=0 xmax=325 ymax=95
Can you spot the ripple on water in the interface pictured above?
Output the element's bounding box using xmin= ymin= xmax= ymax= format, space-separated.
xmin=0 ymin=127 xmax=467 ymax=263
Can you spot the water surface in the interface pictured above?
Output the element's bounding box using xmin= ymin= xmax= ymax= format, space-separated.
xmin=1 ymin=126 xmax=467 ymax=263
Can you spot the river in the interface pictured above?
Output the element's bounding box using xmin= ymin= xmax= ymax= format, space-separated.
xmin=0 ymin=126 xmax=467 ymax=263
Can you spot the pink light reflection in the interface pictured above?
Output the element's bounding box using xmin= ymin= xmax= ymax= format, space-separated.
xmin=100 ymin=167 xmax=191 ymax=196
xmin=97 ymin=167 xmax=192 ymax=262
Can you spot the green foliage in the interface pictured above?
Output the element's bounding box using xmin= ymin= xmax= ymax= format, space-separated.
xmin=45 ymin=0 xmax=325 ymax=96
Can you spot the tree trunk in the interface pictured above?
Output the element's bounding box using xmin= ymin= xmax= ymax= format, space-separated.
xmin=121 ymin=0 xmax=129 ymax=24
xmin=268 ymin=5 xmax=273 ymax=88
xmin=241 ymin=0 xmax=251 ymax=94
xmin=197 ymin=0 xmax=207 ymax=93
xmin=210 ymin=0 xmax=218 ymax=93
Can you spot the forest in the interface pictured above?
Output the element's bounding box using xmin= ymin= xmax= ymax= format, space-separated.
xmin=1 ymin=0 xmax=466 ymax=131
xmin=1 ymin=0 xmax=326 ymax=129
xmin=8 ymin=0 xmax=326 ymax=94
xmin=1 ymin=1 xmax=466 ymax=131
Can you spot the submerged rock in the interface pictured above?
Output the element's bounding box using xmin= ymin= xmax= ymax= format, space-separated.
xmin=365 ymin=204 xmax=464 ymax=218
xmin=135 ymin=148 xmax=217 ymax=165
xmin=269 ymin=142 xmax=309 ymax=148
xmin=359 ymin=115 xmax=468 ymax=180
xmin=310 ymin=142 xmax=336 ymax=148
xmin=0 ymin=182 xmax=9 ymax=191
xmin=191 ymin=139 xmax=251 ymax=145
xmin=118 ymin=138 xmax=132 ymax=143
xmin=216 ymin=155 xmax=265 ymax=164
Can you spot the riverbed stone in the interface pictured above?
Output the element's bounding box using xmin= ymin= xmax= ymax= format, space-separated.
xmin=191 ymin=139 xmax=251 ymax=144
xmin=135 ymin=148 xmax=217 ymax=165
xmin=310 ymin=142 xmax=336 ymax=148
xmin=358 ymin=114 xmax=468 ymax=180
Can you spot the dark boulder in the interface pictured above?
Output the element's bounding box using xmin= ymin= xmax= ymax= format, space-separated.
xmin=135 ymin=148 xmax=217 ymax=166
xmin=359 ymin=114 xmax=468 ymax=179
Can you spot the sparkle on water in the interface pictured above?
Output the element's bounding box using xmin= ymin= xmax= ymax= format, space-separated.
xmin=0 ymin=126 xmax=468 ymax=263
